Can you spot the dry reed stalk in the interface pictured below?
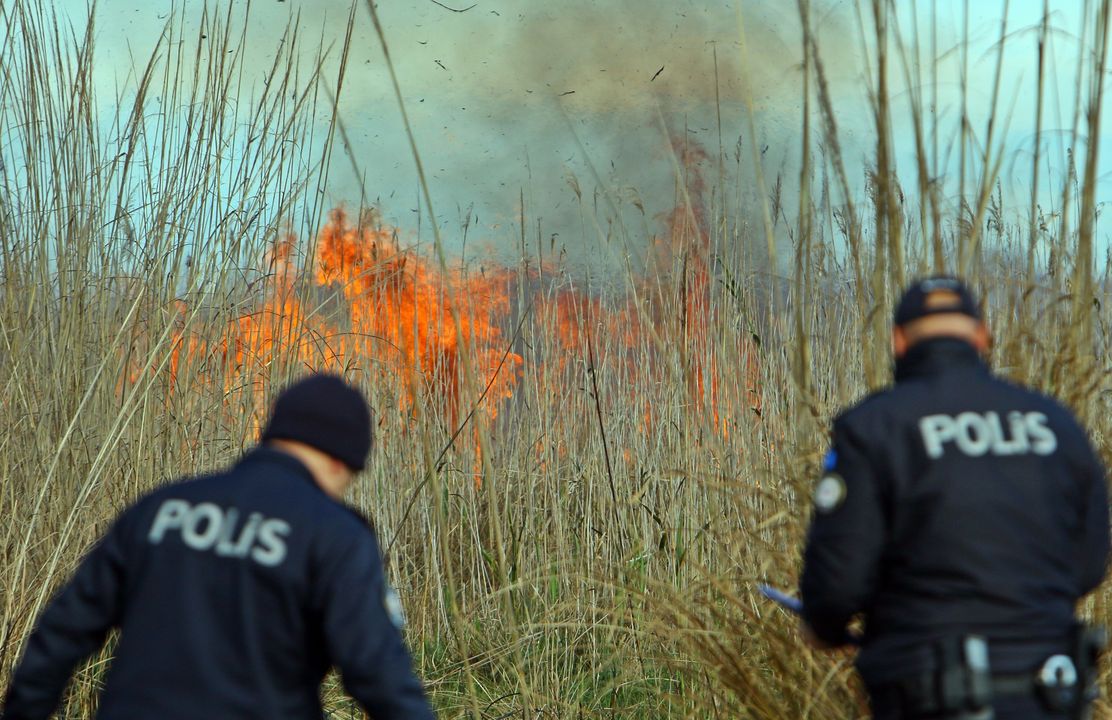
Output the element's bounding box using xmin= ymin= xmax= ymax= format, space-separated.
xmin=1 ymin=0 xmax=1111 ymax=718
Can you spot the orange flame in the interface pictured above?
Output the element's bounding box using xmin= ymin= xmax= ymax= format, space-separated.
xmin=126 ymin=137 xmax=763 ymax=479
xmin=314 ymin=208 xmax=523 ymax=421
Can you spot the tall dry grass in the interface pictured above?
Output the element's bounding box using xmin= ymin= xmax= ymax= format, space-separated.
xmin=0 ymin=0 xmax=1110 ymax=718
xmin=0 ymin=0 xmax=352 ymax=715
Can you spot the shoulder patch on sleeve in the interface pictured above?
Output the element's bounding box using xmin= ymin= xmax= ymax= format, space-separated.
xmin=813 ymin=474 xmax=846 ymax=514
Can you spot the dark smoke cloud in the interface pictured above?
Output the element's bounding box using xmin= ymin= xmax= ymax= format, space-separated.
xmin=63 ymin=0 xmax=866 ymax=268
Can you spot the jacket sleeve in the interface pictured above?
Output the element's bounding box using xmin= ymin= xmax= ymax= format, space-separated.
xmin=1078 ymin=440 xmax=1111 ymax=595
xmin=800 ymin=418 xmax=887 ymax=647
xmin=313 ymin=526 xmax=435 ymax=720
xmin=2 ymin=510 xmax=133 ymax=720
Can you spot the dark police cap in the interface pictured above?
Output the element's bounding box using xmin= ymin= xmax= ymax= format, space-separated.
xmin=260 ymin=373 xmax=373 ymax=471
xmin=894 ymin=276 xmax=981 ymax=327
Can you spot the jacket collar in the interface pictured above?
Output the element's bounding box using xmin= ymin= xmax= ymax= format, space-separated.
xmin=893 ymin=337 xmax=987 ymax=382
xmin=239 ymin=446 xmax=321 ymax=491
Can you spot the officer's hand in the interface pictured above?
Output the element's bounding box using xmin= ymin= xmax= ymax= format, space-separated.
xmin=800 ymin=620 xmax=837 ymax=650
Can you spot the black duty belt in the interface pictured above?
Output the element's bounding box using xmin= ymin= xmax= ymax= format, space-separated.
xmin=990 ymin=671 xmax=1042 ymax=697
xmin=877 ymin=670 xmax=1039 ymax=716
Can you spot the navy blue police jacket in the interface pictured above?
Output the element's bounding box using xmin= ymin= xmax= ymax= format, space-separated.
xmin=800 ymin=338 xmax=1111 ymax=686
xmin=1 ymin=447 xmax=435 ymax=720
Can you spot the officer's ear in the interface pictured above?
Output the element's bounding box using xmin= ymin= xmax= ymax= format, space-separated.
xmin=973 ymin=321 xmax=992 ymax=354
xmin=892 ymin=325 xmax=909 ymax=358
xmin=328 ymin=455 xmax=353 ymax=480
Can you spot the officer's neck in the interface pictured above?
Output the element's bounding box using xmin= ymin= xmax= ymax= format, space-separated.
xmin=894 ymin=336 xmax=985 ymax=382
xmin=266 ymin=440 xmax=353 ymax=500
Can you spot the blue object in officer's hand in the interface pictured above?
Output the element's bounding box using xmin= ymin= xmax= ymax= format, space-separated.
xmin=758 ymin=584 xmax=803 ymax=614
xmin=758 ymin=583 xmax=863 ymax=646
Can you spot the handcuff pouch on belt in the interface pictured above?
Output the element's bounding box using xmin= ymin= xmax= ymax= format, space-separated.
xmin=935 ymin=635 xmax=992 ymax=716
xmin=882 ymin=635 xmax=993 ymax=717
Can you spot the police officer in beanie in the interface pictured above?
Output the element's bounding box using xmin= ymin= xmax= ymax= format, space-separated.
xmin=1 ymin=374 xmax=435 ymax=720
xmin=799 ymin=277 xmax=1111 ymax=719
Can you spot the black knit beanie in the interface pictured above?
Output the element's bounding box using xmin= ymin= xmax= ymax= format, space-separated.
xmin=260 ymin=374 xmax=373 ymax=471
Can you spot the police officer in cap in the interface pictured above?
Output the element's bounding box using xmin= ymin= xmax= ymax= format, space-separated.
xmin=799 ymin=277 xmax=1111 ymax=719
xmin=2 ymin=374 xmax=436 ymax=720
